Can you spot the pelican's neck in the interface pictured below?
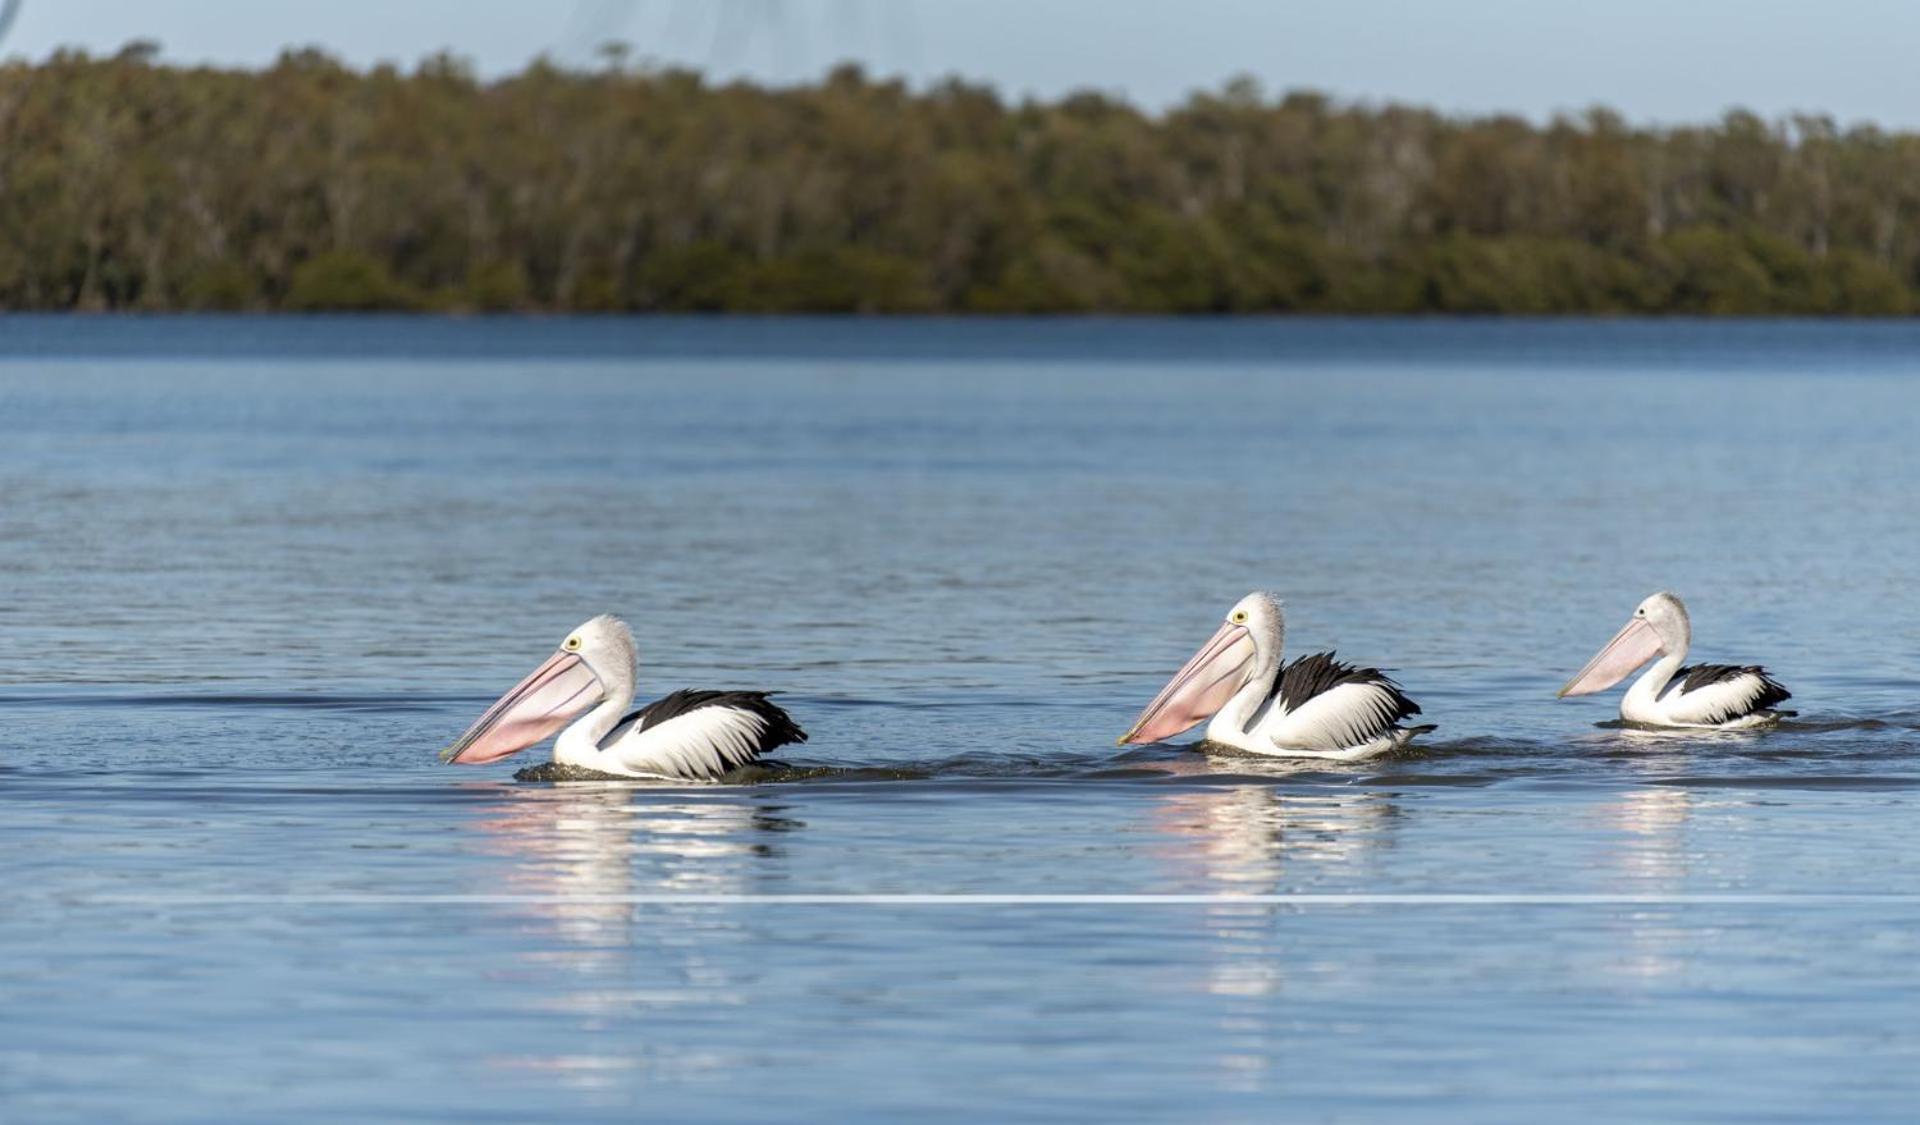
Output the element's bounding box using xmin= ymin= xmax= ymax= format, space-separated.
xmin=554 ymin=666 xmax=636 ymax=765
xmin=1209 ymin=618 xmax=1284 ymax=740
xmin=1623 ymin=634 xmax=1688 ymax=717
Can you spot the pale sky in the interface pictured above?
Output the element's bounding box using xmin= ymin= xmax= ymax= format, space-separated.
xmin=6 ymin=0 xmax=1919 ymax=127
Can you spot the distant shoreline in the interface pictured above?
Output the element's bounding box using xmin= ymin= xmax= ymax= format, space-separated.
xmin=3 ymin=50 xmax=1916 ymax=316
xmin=6 ymin=314 xmax=1920 ymax=368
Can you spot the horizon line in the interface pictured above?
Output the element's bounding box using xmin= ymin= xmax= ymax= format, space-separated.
xmin=0 ymin=42 xmax=1890 ymax=134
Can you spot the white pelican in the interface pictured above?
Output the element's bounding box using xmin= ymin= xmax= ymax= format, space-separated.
xmin=1119 ymin=592 xmax=1433 ymax=760
xmin=439 ymin=615 xmax=806 ymax=780
xmin=1558 ymin=592 xmax=1793 ymax=729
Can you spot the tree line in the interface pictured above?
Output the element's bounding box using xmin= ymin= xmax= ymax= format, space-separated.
xmin=4 ymin=45 xmax=1920 ymax=314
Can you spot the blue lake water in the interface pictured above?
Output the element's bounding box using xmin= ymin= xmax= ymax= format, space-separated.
xmin=3 ymin=317 xmax=1919 ymax=1120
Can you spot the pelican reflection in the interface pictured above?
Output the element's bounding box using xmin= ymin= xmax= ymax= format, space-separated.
xmin=1152 ymin=784 xmax=1398 ymax=890
xmin=1592 ymin=783 xmax=1698 ymax=985
xmin=462 ymin=783 xmax=802 ymax=1084
xmin=1150 ymin=784 xmax=1399 ymax=1094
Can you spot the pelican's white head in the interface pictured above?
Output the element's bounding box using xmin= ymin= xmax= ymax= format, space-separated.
xmin=441 ymin=615 xmax=636 ymax=765
xmin=1119 ymin=591 xmax=1284 ymax=745
xmin=1230 ymin=591 xmax=1286 ymax=654
xmin=570 ymin=614 xmax=637 ymax=691
xmin=1558 ymin=591 xmax=1689 ymax=698
xmin=1635 ymin=592 xmax=1691 ymax=651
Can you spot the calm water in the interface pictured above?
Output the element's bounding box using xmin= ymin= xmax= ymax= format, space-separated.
xmin=4 ymin=317 xmax=1920 ymax=1121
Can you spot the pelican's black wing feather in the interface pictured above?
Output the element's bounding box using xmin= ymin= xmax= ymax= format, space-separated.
xmin=1275 ymin=652 xmax=1423 ymax=724
xmin=616 ymin=689 xmax=808 ymax=752
xmin=1673 ymin=664 xmax=1793 ymax=719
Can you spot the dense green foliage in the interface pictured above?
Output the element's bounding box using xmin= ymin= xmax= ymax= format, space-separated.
xmin=7 ymin=46 xmax=1920 ymax=313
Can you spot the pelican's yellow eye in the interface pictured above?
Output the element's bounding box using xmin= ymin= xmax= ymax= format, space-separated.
xmin=1230 ymin=610 xmax=1248 ymax=625
xmin=564 ymin=636 xmax=582 ymax=651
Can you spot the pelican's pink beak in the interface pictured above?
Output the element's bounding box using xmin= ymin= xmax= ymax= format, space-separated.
xmin=441 ymin=649 xmax=605 ymax=765
xmin=1558 ymin=616 xmax=1664 ymax=698
xmin=1119 ymin=620 xmax=1258 ymax=745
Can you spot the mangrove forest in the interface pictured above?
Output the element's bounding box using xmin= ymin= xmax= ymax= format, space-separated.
xmin=5 ymin=45 xmax=1920 ymax=314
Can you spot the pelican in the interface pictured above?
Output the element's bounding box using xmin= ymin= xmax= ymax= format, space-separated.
xmin=439 ymin=615 xmax=806 ymax=780
xmin=1119 ymin=592 xmax=1433 ymax=760
xmin=1558 ymin=592 xmax=1793 ymax=729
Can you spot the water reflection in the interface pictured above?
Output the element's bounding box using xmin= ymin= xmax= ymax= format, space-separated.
xmin=1594 ymin=783 xmax=1695 ymax=985
xmin=463 ymin=784 xmax=801 ymax=1086
xmin=1150 ymin=784 xmax=1398 ymax=1093
xmin=1152 ymin=785 xmax=1398 ymax=891
xmin=1603 ymin=786 xmax=1693 ymax=885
